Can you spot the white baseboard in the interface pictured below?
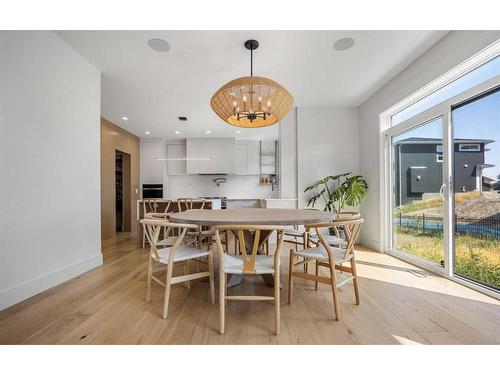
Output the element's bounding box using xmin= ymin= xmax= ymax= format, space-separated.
xmin=360 ymin=238 xmax=382 ymax=252
xmin=0 ymin=253 xmax=103 ymax=311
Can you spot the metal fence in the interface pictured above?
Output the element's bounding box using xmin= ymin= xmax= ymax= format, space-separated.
xmin=395 ymin=213 xmax=500 ymax=240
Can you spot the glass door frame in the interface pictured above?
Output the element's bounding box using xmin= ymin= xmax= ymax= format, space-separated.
xmin=382 ymin=75 xmax=500 ymax=298
xmin=385 ymin=111 xmax=451 ymax=275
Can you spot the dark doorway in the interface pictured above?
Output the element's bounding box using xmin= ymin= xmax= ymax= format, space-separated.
xmin=115 ymin=150 xmax=132 ymax=233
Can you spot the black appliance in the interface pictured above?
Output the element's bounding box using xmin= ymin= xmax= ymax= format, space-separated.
xmin=142 ymin=184 xmax=163 ymax=199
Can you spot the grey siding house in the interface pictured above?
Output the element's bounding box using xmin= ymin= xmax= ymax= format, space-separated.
xmin=394 ymin=137 xmax=494 ymax=206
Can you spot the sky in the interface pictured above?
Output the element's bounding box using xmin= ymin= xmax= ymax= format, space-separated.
xmin=392 ymin=56 xmax=500 ymax=179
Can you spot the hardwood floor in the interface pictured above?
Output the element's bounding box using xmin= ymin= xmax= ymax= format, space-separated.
xmin=0 ymin=233 xmax=499 ymax=344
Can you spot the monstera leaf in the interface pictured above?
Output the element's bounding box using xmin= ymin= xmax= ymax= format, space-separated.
xmin=341 ymin=175 xmax=368 ymax=207
xmin=304 ymin=172 xmax=368 ymax=212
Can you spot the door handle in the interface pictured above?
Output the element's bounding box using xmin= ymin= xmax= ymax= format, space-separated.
xmin=439 ymin=183 xmax=446 ymax=201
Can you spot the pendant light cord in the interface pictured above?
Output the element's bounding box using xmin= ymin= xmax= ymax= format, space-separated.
xmin=250 ymin=49 xmax=253 ymax=77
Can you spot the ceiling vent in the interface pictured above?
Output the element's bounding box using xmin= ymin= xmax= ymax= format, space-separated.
xmin=178 ymin=116 xmax=188 ymax=121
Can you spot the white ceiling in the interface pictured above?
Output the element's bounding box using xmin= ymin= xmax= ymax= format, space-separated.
xmin=56 ymin=30 xmax=448 ymax=139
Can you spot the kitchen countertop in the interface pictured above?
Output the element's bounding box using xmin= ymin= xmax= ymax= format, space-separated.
xmin=138 ymin=198 xmax=296 ymax=201
xmin=226 ymin=198 xmax=263 ymax=201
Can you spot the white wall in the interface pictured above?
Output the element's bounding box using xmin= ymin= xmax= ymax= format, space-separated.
xmin=166 ymin=174 xmax=278 ymax=199
xmin=0 ymin=31 xmax=102 ymax=310
xmin=279 ymin=109 xmax=298 ymax=200
xmin=358 ymin=30 xmax=500 ymax=251
xmin=297 ymin=107 xmax=359 ymax=208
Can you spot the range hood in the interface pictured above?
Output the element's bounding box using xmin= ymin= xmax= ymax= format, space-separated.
xmin=186 ymin=138 xmax=235 ymax=174
xmin=197 ymin=173 xmax=228 ymax=175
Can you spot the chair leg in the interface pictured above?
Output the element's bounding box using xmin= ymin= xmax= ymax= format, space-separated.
xmin=219 ymin=271 xmax=226 ymax=334
xmin=142 ymin=230 xmax=146 ymax=248
xmin=351 ymin=257 xmax=360 ymax=305
xmin=162 ymin=263 xmax=174 ymax=319
xmin=288 ymin=249 xmax=295 ymax=305
xmin=198 ymin=233 xmax=202 ymax=249
xmin=315 ymin=260 xmax=319 ymax=291
xmin=329 ymin=262 xmax=340 ymax=321
xmin=208 ymin=253 xmax=215 ymax=304
xmin=184 ymin=260 xmax=191 ymax=290
xmin=145 ymin=257 xmax=153 ymax=302
xmin=302 ymin=236 xmax=309 ymax=273
xmin=274 ymin=266 xmax=280 ymax=335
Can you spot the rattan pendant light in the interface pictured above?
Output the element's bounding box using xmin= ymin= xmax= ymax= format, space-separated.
xmin=210 ymin=40 xmax=293 ymax=128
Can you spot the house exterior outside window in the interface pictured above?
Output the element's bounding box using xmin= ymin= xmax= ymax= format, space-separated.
xmin=394 ymin=137 xmax=494 ymax=206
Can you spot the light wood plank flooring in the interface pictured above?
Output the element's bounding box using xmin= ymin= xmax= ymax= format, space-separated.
xmin=0 ymin=233 xmax=499 ymax=344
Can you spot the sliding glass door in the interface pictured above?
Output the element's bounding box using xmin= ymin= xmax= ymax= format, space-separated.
xmin=391 ymin=117 xmax=445 ymax=267
xmin=451 ymin=88 xmax=500 ymax=291
xmin=385 ymin=69 xmax=499 ymax=295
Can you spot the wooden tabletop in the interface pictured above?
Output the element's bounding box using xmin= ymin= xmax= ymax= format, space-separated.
xmin=169 ymin=208 xmax=334 ymax=226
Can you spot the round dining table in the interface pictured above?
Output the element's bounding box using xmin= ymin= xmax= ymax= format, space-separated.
xmin=169 ymin=208 xmax=334 ymax=287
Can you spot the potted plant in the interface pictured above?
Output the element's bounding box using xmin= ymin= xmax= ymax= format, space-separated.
xmin=304 ymin=172 xmax=368 ymax=215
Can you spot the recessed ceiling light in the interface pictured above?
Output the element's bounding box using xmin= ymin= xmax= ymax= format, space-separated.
xmin=205 ymin=130 xmax=211 ymax=134
xmin=236 ymin=130 xmax=241 ymax=134
xmin=333 ymin=38 xmax=355 ymax=51
xmin=178 ymin=116 xmax=188 ymax=121
xmin=122 ymin=116 xmax=128 ymax=121
xmin=175 ymin=130 xmax=180 ymax=134
xmin=145 ymin=131 xmax=151 ymax=135
xmin=148 ymin=38 xmax=170 ymax=52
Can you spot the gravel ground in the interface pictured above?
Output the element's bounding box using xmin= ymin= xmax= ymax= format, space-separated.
xmin=455 ymin=191 xmax=500 ymax=219
xmin=407 ymin=191 xmax=500 ymax=219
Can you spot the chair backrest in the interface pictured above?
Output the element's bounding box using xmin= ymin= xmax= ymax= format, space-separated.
xmin=306 ymin=218 xmax=364 ymax=259
xmin=330 ymin=212 xmax=361 ymax=237
xmin=162 ymin=200 xmax=173 ymax=214
xmin=143 ymin=199 xmax=157 ymax=214
xmin=177 ymin=198 xmax=207 ymax=212
xmin=140 ymin=219 xmax=199 ymax=262
xmin=213 ymin=225 xmax=286 ymax=274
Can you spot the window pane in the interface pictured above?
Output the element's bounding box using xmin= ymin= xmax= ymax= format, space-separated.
xmin=392 ymin=56 xmax=500 ymax=125
xmin=452 ymin=88 xmax=500 ymax=290
xmin=392 ymin=117 xmax=445 ymax=266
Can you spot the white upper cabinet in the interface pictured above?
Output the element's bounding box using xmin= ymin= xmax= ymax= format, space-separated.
xmin=140 ymin=141 xmax=164 ymax=184
xmin=166 ymin=143 xmax=187 ymax=175
xmin=235 ymin=143 xmax=247 ymax=175
xmin=247 ymin=142 xmax=260 ymax=175
xmin=186 ymin=138 xmax=236 ymax=174
xmin=235 ymin=141 xmax=260 ymax=175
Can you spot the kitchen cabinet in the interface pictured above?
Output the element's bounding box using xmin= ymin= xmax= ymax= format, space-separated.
xmin=235 ymin=144 xmax=247 ymax=175
xmin=235 ymin=141 xmax=260 ymax=175
xmin=166 ymin=143 xmax=187 ymax=175
xmin=140 ymin=141 xmax=163 ymax=184
xmin=186 ymin=138 xmax=235 ymax=174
